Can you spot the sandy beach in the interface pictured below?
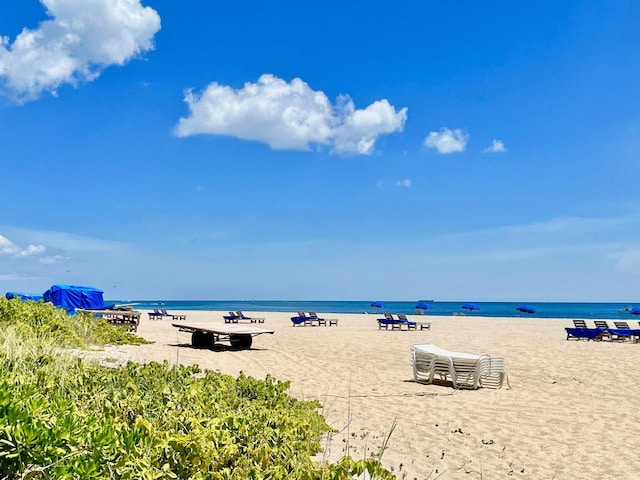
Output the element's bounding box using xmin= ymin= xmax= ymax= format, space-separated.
xmin=104 ymin=310 xmax=640 ymax=479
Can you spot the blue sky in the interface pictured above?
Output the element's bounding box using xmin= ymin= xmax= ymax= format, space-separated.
xmin=1 ymin=0 xmax=639 ymax=302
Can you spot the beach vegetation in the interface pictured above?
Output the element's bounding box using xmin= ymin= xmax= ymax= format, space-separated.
xmin=0 ymin=297 xmax=150 ymax=348
xmin=0 ymin=298 xmax=394 ymax=479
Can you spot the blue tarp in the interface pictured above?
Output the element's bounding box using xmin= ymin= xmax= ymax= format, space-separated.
xmin=42 ymin=284 xmax=111 ymax=314
xmin=5 ymin=292 xmax=44 ymax=301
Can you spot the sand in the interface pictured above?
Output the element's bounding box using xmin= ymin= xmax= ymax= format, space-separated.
xmin=103 ymin=310 xmax=640 ymax=479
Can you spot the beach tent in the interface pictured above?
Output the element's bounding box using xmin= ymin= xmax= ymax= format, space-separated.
xmin=42 ymin=284 xmax=111 ymax=314
xmin=5 ymin=292 xmax=44 ymax=301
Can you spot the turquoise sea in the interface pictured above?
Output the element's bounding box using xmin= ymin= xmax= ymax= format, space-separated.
xmin=108 ymin=300 xmax=640 ymax=320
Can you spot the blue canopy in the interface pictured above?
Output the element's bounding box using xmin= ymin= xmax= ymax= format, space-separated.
xmin=5 ymin=292 xmax=44 ymax=301
xmin=516 ymin=304 xmax=536 ymax=314
xmin=43 ymin=284 xmax=111 ymax=314
xmin=415 ymin=301 xmax=432 ymax=310
xmin=370 ymin=301 xmax=386 ymax=309
xmin=630 ymin=307 xmax=640 ymax=316
xmin=462 ymin=303 xmax=480 ymax=311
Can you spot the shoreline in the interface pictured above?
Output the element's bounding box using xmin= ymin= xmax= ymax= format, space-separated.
xmin=113 ymin=300 xmax=640 ymax=321
xmin=108 ymin=309 xmax=640 ymax=479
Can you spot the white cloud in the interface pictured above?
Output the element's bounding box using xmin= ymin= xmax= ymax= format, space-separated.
xmin=395 ymin=179 xmax=411 ymax=188
xmin=0 ymin=234 xmax=45 ymax=257
xmin=175 ymin=74 xmax=407 ymax=155
xmin=3 ymin=227 xmax=128 ymax=253
xmin=332 ymin=98 xmax=408 ymax=154
xmin=0 ymin=0 xmax=161 ymax=102
xmin=424 ymin=127 xmax=468 ymax=154
xmin=15 ymin=244 xmax=46 ymax=257
xmin=483 ymin=139 xmax=506 ymax=153
xmin=0 ymin=226 xmax=137 ymax=295
xmin=39 ymin=255 xmax=65 ymax=264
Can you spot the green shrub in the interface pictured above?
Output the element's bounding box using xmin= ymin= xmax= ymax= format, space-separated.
xmin=0 ymin=299 xmax=394 ymax=479
xmin=0 ymin=297 xmax=150 ymax=348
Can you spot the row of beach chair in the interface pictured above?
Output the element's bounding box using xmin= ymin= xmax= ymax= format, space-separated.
xmin=223 ymin=311 xmax=265 ymax=324
xmin=378 ymin=313 xmax=431 ymax=331
xmin=565 ymin=319 xmax=640 ymax=342
xmin=290 ymin=311 xmax=339 ymax=327
xmin=148 ymin=309 xmax=186 ymax=321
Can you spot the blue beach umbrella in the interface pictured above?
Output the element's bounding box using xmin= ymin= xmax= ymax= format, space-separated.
xmin=630 ymin=308 xmax=640 ymax=316
xmin=462 ymin=303 xmax=480 ymax=311
xmin=415 ymin=301 xmax=432 ymax=310
xmin=370 ymin=301 xmax=386 ymax=309
xmin=516 ymin=305 xmax=536 ymax=314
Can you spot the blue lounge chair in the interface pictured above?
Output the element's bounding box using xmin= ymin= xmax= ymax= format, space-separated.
xmin=610 ymin=322 xmax=640 ymax=342
xmin=397 ymin=313 xmax=430 ymax=330
xmin=377 ymin=316 xmax=402 ymax=330
xmin=161 ymin=308 xmax=186 ymax=321
xmin=235 ymin=311 xmax=265 ymax=323
xmin=148 ymin=309 xmax=164 ymax=320
xmin=589 ymin=321 xmax=640 ymax=342
xmin=291 ymin=315 xmax=309 ymax=326
xmin=396 ymin=313 xmax=417 ymax=330
xmin=565 ymin=327 xmax=606 ymax=341
xmin=223 ymin=311 xmax=239 ymax=323
xmin=308 ymin=311 xmax=327 ymax=326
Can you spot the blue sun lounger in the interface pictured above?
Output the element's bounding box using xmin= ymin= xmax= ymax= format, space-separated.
xmin=234 ymin=311 xmax=265 ymax=323
xmin=377 ymin=317 xmax=403 ymax=330
xmin=565 ymin=327 xmax=606 ymax=341
xmin=607 ymin=328 xmax=637 ymax=340
xmin=160 ymin=309 xmax=186 ymax=321
xmin=291 ymin=315 xmax=310 ymax=326
xmin=223 ymin=311 xmax=240 ymax=323
xmin=608 ymin=322 xmax=640 ymax=341
xmin=307 ymin=311 xmax=326 ymax=325
xmin=397 ymin=313 xmax=431 ymax=330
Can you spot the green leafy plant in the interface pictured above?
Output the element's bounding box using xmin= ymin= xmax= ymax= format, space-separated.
xmin=0 ymin=299 xmax=394 ymax=479
xmin=0 ymin=297 xmax=150 ymax=348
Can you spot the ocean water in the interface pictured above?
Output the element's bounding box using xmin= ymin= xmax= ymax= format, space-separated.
xmin=108 ymin=300 xmax=640 ymax=320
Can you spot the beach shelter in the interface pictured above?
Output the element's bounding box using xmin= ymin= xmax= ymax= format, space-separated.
xmin=516 ymin=304 xmax=536 ymax=314
xmin=370 ymin=301 xmax=386 ymax=309
xmin=630 ymin=308 xmax=640 ymax=316
xmin=462 ymin=303 xmax=480 ymax=311
xmin=414 ymin=301 xmax=432 ymax=315
xmin=5 ymin=292 xmax=44 ymax=301
xmin=43 ymin=284 xmax=110 ymax=314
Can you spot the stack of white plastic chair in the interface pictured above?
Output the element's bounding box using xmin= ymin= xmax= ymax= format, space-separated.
xmin=411 ymin=343 xmax=507 ymax=389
